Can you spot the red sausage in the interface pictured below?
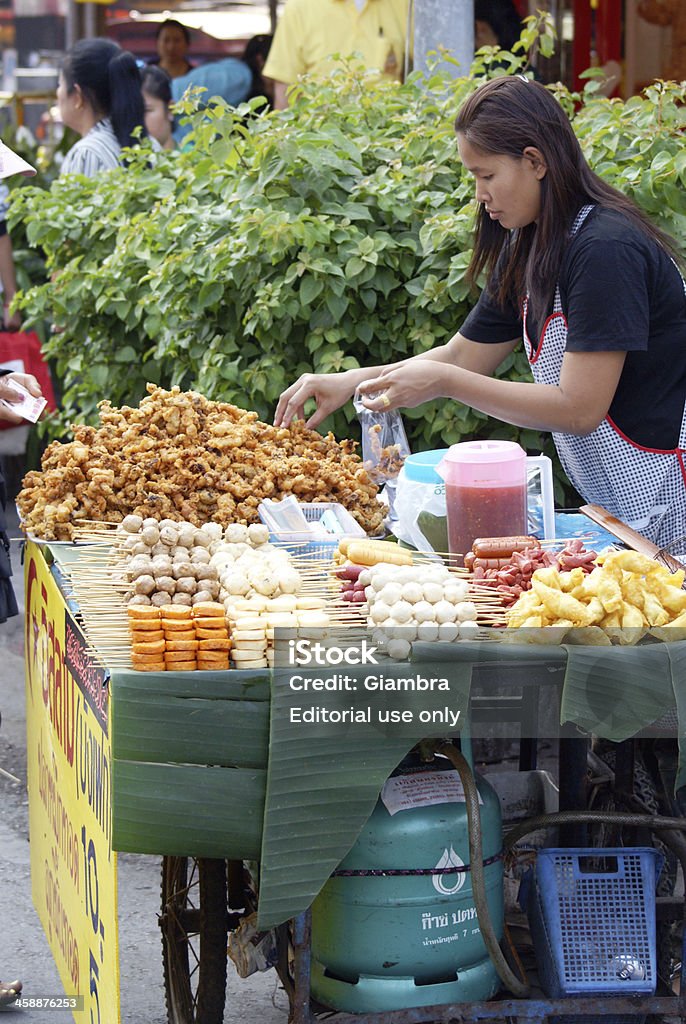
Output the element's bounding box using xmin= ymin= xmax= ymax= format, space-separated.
xmin=471 ymin=556 xmax=517 ymax=570
xmin=471 ymin=536 xmax=541 ymax=559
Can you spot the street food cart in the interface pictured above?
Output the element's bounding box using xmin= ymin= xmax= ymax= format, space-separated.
xmin=18 ymin=385 xmax=686 ymax=1023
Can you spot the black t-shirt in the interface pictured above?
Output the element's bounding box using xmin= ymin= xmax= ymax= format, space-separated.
xmin=461 ymin=207 xmax=686 ymax=449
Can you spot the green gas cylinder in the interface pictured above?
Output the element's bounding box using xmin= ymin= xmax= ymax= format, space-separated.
xmin=311 ymin=753 xmax=503 ymax=1012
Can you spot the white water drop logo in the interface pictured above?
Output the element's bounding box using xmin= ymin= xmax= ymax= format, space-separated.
xmin=432 ymin=846 xmax=466 ymax=895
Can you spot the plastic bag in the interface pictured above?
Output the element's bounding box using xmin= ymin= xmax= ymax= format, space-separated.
xmin=227 ymin=912 xmax=277 ymax=978
xmin=393 ymin=470 xmax=447 ymax=552
xmin=353 ymin=392 xmax=411 ymax=526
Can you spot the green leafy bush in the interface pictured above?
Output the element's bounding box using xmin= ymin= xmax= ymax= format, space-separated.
xmin=2 ymin=122 xmax=77 ymax=306
xmin=10 ymin=36 xmax=686 ymax=505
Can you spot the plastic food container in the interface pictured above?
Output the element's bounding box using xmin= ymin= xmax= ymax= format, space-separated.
xmin=394 ymin=449 xmax=555 ymax=553
xmin=437 ymin=441 xmax=528 ymax=564
xmin=527 ymin=454 xmax=555 ymax=541
xmin=393 ymin=450 xmax=447 ymax=551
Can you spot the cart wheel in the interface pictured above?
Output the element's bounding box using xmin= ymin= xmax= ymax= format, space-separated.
xmin=160 ymin=856 xmax=229 ymax=1024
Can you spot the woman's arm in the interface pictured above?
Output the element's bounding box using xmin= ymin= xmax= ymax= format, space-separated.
xmin=271 ymin=80 xmax=289 ymax=110
xmin=0 ymin=231 xmax=20 ymax=329
xmin=358 ymin=348 xmax=626 ymax=436
xmin=274 ymin=330 xmax=518 ymax=428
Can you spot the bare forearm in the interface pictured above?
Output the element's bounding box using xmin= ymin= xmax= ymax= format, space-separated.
xmin=0 ymin=233 xmax=17 ymax=305
xmin=353 ymin=335 xmax=490 ymax=384
xmin=275 ymin=333 xmax=516 ymax=429
xmin=358 ymin=349 xmax=626 ymax=435
xmin=441 ymin=365 xmax=593 ymax=433
xmin=272 ymin=80 xmax=289 ymax=109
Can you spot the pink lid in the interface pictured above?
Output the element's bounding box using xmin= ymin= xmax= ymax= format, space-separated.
xmin=437 ymin=440 xmax=526 ymax=487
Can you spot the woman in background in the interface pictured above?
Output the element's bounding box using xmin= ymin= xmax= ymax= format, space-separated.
xmin=151 ymin=19 xmax=193 ymax=80
xmin=141 ymin=65 xmax=175 ymax=150
xmin=58 ymin=38 xmax=149 ymax=177
xmin=242 ymin=34 xmax=274 ymax=109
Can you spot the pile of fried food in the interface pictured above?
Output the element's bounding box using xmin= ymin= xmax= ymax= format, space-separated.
xmin=504 ymin=549 xmax=686 ymax=645
xmin=17 ymin=385 xmax=384 ymax=540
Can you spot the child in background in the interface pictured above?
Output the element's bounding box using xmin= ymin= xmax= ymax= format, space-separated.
xmin=141 ymin=65 xmax=175 ymax=150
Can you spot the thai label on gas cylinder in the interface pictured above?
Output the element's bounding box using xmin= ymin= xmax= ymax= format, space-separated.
xmin=381 ymin=769 xmax=483 ymax=816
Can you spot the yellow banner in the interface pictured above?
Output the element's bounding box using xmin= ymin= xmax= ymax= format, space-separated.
xmin=24 ymin=543 xmax=120 ymax=1024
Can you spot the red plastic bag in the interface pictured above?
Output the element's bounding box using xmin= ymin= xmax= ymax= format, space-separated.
xmin=0 ymin=330 xmax=57 ymax=430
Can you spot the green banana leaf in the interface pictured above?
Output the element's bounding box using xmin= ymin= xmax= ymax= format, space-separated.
xmin=257 ymin=650 xmax=473 ymax=929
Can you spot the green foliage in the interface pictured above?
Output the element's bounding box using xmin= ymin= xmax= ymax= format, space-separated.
xmin=569 ymin=77 xmax=686 ymax=242
xmin=11 ymin=59 xmax=488 ymax=438
xmin=9 ymin=29 xmax=686 ymax=507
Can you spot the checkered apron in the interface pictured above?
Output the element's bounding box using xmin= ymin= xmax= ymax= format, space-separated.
xmin=523 ymin=205 xmax=686 ymax=548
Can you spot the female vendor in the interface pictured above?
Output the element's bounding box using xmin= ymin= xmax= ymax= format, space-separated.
xmin=275 ymin=75 xmax=686 ymax=548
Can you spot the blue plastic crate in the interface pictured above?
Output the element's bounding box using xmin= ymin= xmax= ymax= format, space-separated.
xmin=273 ymin=539 xmax=339 ymax=562
xmin=528 ymin=847 xmax=660 ymax=1024
xmin=264 ymin=501 xmax=366 ymax=562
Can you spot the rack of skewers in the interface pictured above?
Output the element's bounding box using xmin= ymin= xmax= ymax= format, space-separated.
xmin=50 ymin=519 xmax=515 ymax=672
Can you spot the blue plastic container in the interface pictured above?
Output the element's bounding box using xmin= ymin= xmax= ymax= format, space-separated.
xmin=528 ymin=847 xmax=661 ymax=1024
xmin=402 ymin=449 xmax=448 ymax=484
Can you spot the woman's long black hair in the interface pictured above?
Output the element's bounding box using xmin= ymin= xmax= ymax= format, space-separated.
xmin=62 ymin=37 xmax=148 ymax=149
xmin=455 ymin=76 xmax=680 ymax=328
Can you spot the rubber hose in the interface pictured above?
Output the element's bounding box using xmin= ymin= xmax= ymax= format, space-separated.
xmin=503 ymin=810 xmax=686 ymax=850
xmin=436 ymin=742 xmax=530 ymax=997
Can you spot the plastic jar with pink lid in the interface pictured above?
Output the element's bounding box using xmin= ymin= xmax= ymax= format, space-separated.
xmin=437 ymin=441 xmax=528 ymax=565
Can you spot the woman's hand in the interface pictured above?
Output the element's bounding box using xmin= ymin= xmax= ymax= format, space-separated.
xmin=356 ymin=361 xmax=445 ymax=412
xmin=0 ymin=372 xmax=43 ymax=424
xmin=275 ymin=369 xmax=361 ymax=429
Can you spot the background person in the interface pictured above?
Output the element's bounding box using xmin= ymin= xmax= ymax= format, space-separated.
xmin=141 ymin=65 xmax=175 ymax=150
xmin=474 ymin=0 xmax=523 ymax=51
xmin=171 ymin=58 xmax=252 ymax=145
xmin=58 ymin=38 xmax=149 ymax=177
xmin=242 ymin=33 xmax=274 ymax=109
xmin=150 ymin=19 xmax=193 ymax=80
xmin=0 ymin=139 xmax=43 ymax=1007
xmin=263 ymin=0 xmax=410 ymax=110
xmin=276 ymin=75 xmax=686 ymax=548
